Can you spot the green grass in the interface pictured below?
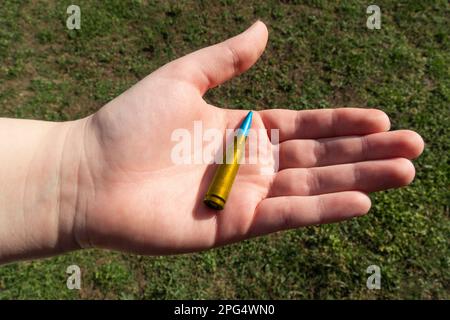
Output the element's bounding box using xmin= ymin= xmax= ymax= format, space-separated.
xmin=0 ymin=0 xmax=449 ymax=299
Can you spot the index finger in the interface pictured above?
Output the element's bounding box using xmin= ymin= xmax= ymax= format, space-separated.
xmin=259 ymin=108 xmax=390 ymax=142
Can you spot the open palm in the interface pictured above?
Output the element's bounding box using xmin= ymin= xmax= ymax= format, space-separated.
xmin=77 ymin=21 xmax=424 ymax=255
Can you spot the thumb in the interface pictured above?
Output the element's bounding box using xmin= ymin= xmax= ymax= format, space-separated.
xmin=161 ymin=21 xmax=268 ymax=95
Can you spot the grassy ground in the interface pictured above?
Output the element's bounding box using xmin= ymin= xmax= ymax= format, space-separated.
xmin=0 ymin=0 xmax=448 ymax=299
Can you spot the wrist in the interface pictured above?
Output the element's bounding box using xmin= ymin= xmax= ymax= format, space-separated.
xmin=58 ymin=116 xmax=96 ymax=251
xmin=0 ymin=117 xmax=92 ymax=263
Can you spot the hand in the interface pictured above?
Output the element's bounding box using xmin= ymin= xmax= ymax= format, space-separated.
xmin=0 ymin=21 xmax=424 ymax=264
xmin=71 ymin=21 xmax=424 ymax=255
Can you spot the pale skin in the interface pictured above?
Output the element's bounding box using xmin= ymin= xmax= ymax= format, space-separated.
xmin=0 ymin=21 xmax=424 ymax=264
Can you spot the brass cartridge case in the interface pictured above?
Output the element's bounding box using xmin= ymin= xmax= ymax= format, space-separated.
xmin=203 ymin=133 xmax=247 ymax=210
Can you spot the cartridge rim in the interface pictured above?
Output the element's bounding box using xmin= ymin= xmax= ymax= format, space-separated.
xmin=203 ymin=194 xmax=225 ymax=210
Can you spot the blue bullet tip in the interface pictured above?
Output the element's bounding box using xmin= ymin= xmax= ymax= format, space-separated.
xmin=239 ymin=111 xmax=253 ymax=137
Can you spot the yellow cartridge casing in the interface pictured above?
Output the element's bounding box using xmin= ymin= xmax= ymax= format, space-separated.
xmin=203 ymin=133 xmax=247 ymax=210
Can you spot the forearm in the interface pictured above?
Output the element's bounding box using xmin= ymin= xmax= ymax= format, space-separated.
xmin=0 ymin=118 xmax=87 ymax=264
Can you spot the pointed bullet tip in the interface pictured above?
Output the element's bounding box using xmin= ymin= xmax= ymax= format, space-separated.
xmin=239 ymin=110 xmax=253 ymax=137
